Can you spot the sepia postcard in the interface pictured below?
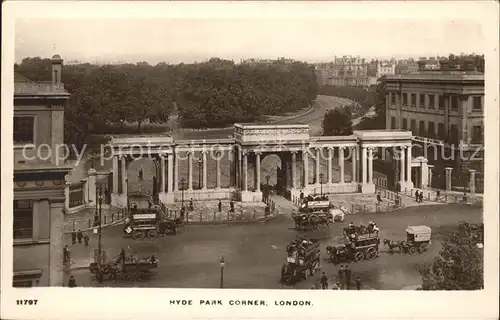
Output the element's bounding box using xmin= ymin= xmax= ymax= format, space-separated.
xmin=1 ymin=1 xmax=499 ymax=319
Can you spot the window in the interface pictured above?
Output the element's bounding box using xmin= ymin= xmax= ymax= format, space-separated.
xmin=391 ymin=92 xmax=396 ymax=105
xmin=402 ymin=118 xmax=408 ymax=130
xmin=439 ymin=95 xmax=446 ymax=110
xmin=14 ymin=200 xmax=33 ymax=239
xmin=391 ymin=117 xmax=396 ymax=129
xmin=428 ymin=122 xmax=435 ymax=138
xmin=449 ymin=125 xmax=458 ymax=144
xmin=419 ymin=94 xmax=425 ymax=108
xmin=472 ymin=126 xmax=483 ymax=144
xmin=473 ymin=97 xmax=482 ymax=111
xmin=451 ymin=95 xmax=459 ymax=110
xmin=438 ymin=123 xmax=445 ymax=140
xmin=410 ymin=119 xmax=417 ymax=135
xmin=419 ymin=121 xmax=426 ymax=136
xmin=13 ymin=116 xmax=34 ymax=144
xmin=402 ymin=93 xmax=408 ymax=106
xmin=411 ymin=93 xmax=416 ymax=107
xmin=428 ymin=95 xmax=435 ymax=108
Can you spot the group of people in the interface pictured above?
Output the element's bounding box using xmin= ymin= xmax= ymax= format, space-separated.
xmin=71 ymin=229 xmax=90 ymax=246
xmin=317 ymin=266 xmax=363 ymax=290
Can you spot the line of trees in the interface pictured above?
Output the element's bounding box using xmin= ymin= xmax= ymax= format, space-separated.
xmin=14 ymin=57 xmax=318 ymax=147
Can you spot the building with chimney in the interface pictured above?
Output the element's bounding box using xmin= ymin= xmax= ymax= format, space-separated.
xmin=329 ymin=56 xmax=369 ymax=87
xmin=376 ymin=60 xmax=396 ymax=78
xmin=13 ymin=54 xmax=72 ymax=287
xmin=384 ymin=59 xmax=484 ymax=190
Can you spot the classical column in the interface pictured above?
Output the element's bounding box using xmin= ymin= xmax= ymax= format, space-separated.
xmin=327 ymin=148 xmax=333 ymax=184
xmin=368 ymin=148 xmax=373 ymax=184
xmin=291 ymin=151 xmax=297 ymax=188
xmin=469 ymin=169 xmax=476 ymax=195
xmin=187 ymin=152 xmax=193 ymax=191
xmin=64 ymin=181 xmax=70 ymax=211
xmin=121 ymin=156 xmax=127 ymax=196
xmin=445 ymin=167 xmax=453 ymax=191
xmin=202 ymin=151 xmax=207 ymax=190
xmin=339 ymin=147 xmax=345 ymax=183
xmin=351 ymin=146 xmax=357 ymax=182
xmin=361 ymin=147 xmax=367 ymax=183
xmin=400 ymin=147 xmax=406 ymax=183
xmin=406 ymin=145 xmax=412 ymax=183
xmin=255 ymin=152 xmax=261 ymax=191
xmin=87 ymin=168 xmax=97 ymax=204
xmin=167 ymin=154 xmax=174 ymax=192
xmin=427 ymin=164 xmax=434 ymax=187
xmin=174 ymin=152 xmax=179 ymax=191
xmin=160 ymin=156 xmax=166 ymax=193
xmin=112 ymin=155 xmax=119 ymax=193
xmin=303 ymin=150 xmax=309 ymax=187
xmin=315 ymin=148 xmax=321 ymax=184
xmin=216 ymin=152 xmax=221 ymax=189
xmin=243 ymin=152 xmax=248 ymax=191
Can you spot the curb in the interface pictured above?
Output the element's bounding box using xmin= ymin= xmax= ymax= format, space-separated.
xmin=63 ymin=218 xmax=126 ymax=234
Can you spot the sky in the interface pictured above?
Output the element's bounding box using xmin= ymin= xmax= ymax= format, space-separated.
xmin=15 ymin=18 xmax=485 ymax=64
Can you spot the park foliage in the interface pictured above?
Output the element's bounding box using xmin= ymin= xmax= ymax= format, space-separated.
xmin=15 ymin=57 xmax=319 ymax=147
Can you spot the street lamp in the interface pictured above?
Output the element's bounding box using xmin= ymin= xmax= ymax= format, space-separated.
xmin=97 ymin=186 xmax=103 ymax=265
xmin=198 ymin=159 xmax=202 ymax=189
xmin=180 ymin=178 xmax=186 ymax=209
xmin=319 ymin=173 xmax=324 ymax=197
xmin=220 ymin=256 xmax=225 ymax=288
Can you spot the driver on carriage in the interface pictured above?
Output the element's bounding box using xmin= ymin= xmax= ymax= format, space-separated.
xmin=368 ymin=221 xmax=379 ymax=233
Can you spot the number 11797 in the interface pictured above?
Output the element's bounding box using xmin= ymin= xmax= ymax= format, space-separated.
xmin=17 ymin=299 xmax=37 ymax=305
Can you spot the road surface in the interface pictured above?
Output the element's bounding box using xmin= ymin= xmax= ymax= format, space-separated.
xmin=67 ymin=203 xmax=481 ymax=289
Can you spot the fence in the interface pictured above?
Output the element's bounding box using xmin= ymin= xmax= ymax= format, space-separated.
xmin=68 ymin=208 xmax=128 ymax=232
xmin=160 ymin=200 xmax=277 ymax=224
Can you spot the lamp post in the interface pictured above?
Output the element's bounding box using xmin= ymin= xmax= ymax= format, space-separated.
xmin=180 ymin=178 xmax=186 ymax=209
xmin=319 ymin=172 xmax=324 ymax=197
xmin=220 ymin=256 xmax=225 ymax=288
xmin=198 ymin=159 xmax=202 ymax=189
xmin=125 ymin=178 xmax=129 ymax=210
xmin=97 ymin=186 xmax=103 ymax=265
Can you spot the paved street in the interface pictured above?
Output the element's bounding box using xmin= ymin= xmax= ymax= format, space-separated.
xmin=66 ymin=203 xmax=481 ymax=289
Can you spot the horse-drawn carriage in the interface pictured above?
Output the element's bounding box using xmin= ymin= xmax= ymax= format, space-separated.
xmin=124 ymin=194 xmax=183 ymax=240
xmin=326 ymin=223 xmax=380 ymax=263
xmin=89 ymin=252 xmax=158 ymax=283
xmin=383 ymin=225 xmax=431 ymax=255
xmin=280 ymin=238 xmax=321 ymax=285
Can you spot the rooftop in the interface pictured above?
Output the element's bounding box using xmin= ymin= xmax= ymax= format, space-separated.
xmin=386 ymin=71 xmax=484 ymax=82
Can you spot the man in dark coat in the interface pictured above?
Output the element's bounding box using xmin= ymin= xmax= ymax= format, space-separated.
xmin=230 ymin=200 xmax=234 ymax=213
xmin=68 ymin=276 xmax=77 ymax=287
xmin=355 ymin=277 xmax=362 ymax=290
xmin=218 ymin=200 xmax=222 ymax=212
xmin=77 ymin=230 xmax=83 ymax=244
xmin=345 ymin=265 xmax=352 ymax=289
xmin=189 ymin=199 xmax=194 ymax=211
xmin=83 ymin=233 xmax=90 ymax=247
xmin=320 ymin=272 xmax=329 ymax=290
xmin=63 ymin=245 xmax=70 ymax=264
xmin=71 ymin=229 xmax=76 ymax=245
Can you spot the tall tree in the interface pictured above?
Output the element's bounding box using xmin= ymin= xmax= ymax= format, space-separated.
xmin=322 ymin=106 xmax=353 ymax=136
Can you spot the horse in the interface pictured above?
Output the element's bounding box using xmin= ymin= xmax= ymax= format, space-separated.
xmin=383 ymin=239 xmax=406 ymax=253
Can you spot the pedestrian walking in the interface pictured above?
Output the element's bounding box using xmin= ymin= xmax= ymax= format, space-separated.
xmin=355 ymin=277 xmax=362 ymax=290
xmin=338 ymin=265 xmax=345 ymax=285
xmin=63 ymin=245 xmax=70 ymax=265
xmin=71 ymin=229 xmax=76 ymax=245
xmin=415 ymin=191 xmax=419 ymax=203
xmin=345 ymin=266 xmax=352 ymax=290
xmin=420 ymin=191 xmax=424 ymax=203
xmin=218 ymin=200 xmax=222 ymax=212
xmin=83 ymin=233 xmax=90 ymax=247
xmin=138 ymin=168 xmax=144 ymax=181
xmin=77 ymin=229 xmax=83 ymax=244
xmin=377 ymin=192 xmax=382 ymax=204
xmin=68 ymin=276 xmax=77 ymax=287
xmin=189 ymin=199 xmax=194 ymax=211
xmin=320 ymin=272 xmax=328 ymax=290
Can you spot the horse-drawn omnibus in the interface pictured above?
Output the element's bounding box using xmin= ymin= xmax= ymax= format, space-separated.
xmin=326 ymin=224 xmax=380 ymax=263
xmin=281 ymin=238 xmax=321 ymax=285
